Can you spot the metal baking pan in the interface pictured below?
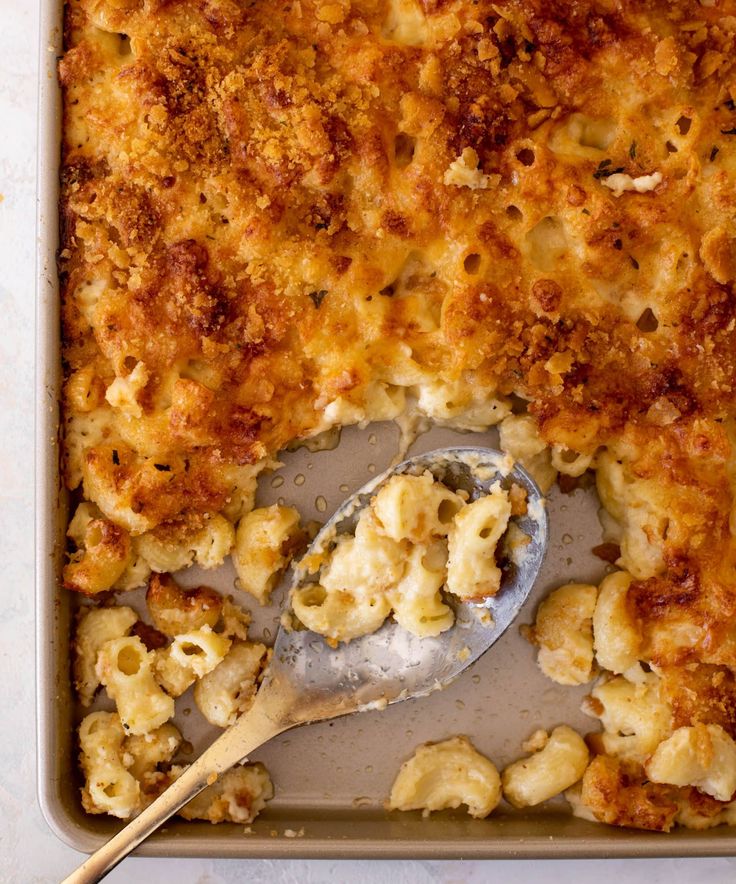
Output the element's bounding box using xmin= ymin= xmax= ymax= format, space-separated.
xmin=35 ymin=0 xmax=736 ymax=858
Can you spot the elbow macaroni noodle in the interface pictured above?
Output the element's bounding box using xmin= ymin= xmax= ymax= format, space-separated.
xmin=194 ymin=641 xmax=270 ymax=728
xmin=178 ymin=764 xmax=274 ymax=825
xmin=501 ymin=726 xmax=589 ymax=808
xmin=646 ymin=725 xmax=736 ymax=803
xmin=79 ymin=712 xmax=141 ymax=819
xmin=233 ymin=505 xmax=302 ymax=605
xmin=96 ymin=636 xmax=175 ymax=735
xmin=531 ymin=583 xmax=598 ymax=686
xmin=154 ymin=626 xmax=231 ymax=698
xmin=389 ymin=736 xmax=502 ymax=819
xmin=446 ymin=490 xmax=511 ymax=601
xmin=74 ymin=605 xmax=138 ymax=707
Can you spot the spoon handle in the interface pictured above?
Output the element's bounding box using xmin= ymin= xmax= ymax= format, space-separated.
xmin=61 ymin=696 xmax=287 ymax=884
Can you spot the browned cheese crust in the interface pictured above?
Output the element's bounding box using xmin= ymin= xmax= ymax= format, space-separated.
xmin=60 ymin=0 xmax=736 ymax=825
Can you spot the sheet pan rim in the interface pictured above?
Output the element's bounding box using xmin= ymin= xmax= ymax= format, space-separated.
xmin=33 ymin=0 xmax=736 ymax=860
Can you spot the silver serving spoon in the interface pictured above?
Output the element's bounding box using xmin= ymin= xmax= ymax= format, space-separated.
xmin=63 ymin=447 xmax=548 ymax=883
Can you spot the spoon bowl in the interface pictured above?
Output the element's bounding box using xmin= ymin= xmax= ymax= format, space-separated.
xmin=63 ymin=446 xmax=548 ymax=884
xmin=271 ymin=446 xmax=549 ymax=722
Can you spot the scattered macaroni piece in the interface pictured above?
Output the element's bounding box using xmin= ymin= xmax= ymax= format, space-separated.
xmin=73 ymin=605 xmax=138 ymax=706
xmin=576 ymin=755 xmax=678 ymax=832
xmin=292 ymin=584 xmax=392 ymax=645
xmin=389 ymin=542 xmax=454 ymax=637
xmin=194 ymin=641 xmax=270 ymax=728
xmin=592 ymin=571 xmax=640 ymax=674
xmin=79 ymin=712 xmax=141 ymax=819
xmin=179 ymin=764 xmax=273 ymax=824
xmin=154 ymin=626 xmax=231 ymax=698
xmin=96 ymin=636 xmax=175 ymax=735
xmin=389 ymin=736 xmax=502 ymax=819
xmin=584 ymin=671 xmax=672 ymax=762
xmin=124 ymin=722 xmax=182 ymax=782
xmin=146 ymin=573 xmax=223 ymax=637
xmin=372 ymin=473 xmax=464 ymax=543
xmin=320 ymin=511 xmax=406 ymax=597
xmin=646 ymin=725 xmax=736 ymax=802
xmin=233 ymin=505 xmax=302 ymax=604
xmin=64 ymin=502 xmax=132 ymax=595
xmin=124 ymin=722 xmax=183 ymax=808
xmin=291 ymin=505 xmax=403 ymax=642
xmin=502 ymin=725 xmax=589 ymax=808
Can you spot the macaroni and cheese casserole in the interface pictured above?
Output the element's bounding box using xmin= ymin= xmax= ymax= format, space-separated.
xmin=60 ymin=0 xmax=736 ymax=830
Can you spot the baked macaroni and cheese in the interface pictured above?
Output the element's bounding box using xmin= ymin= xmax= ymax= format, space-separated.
xmin=59 ymin=0 xmax=736 ymax=832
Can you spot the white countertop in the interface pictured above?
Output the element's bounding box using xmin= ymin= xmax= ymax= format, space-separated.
xmin=4 ymin=4 xmax=736 ymax=882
